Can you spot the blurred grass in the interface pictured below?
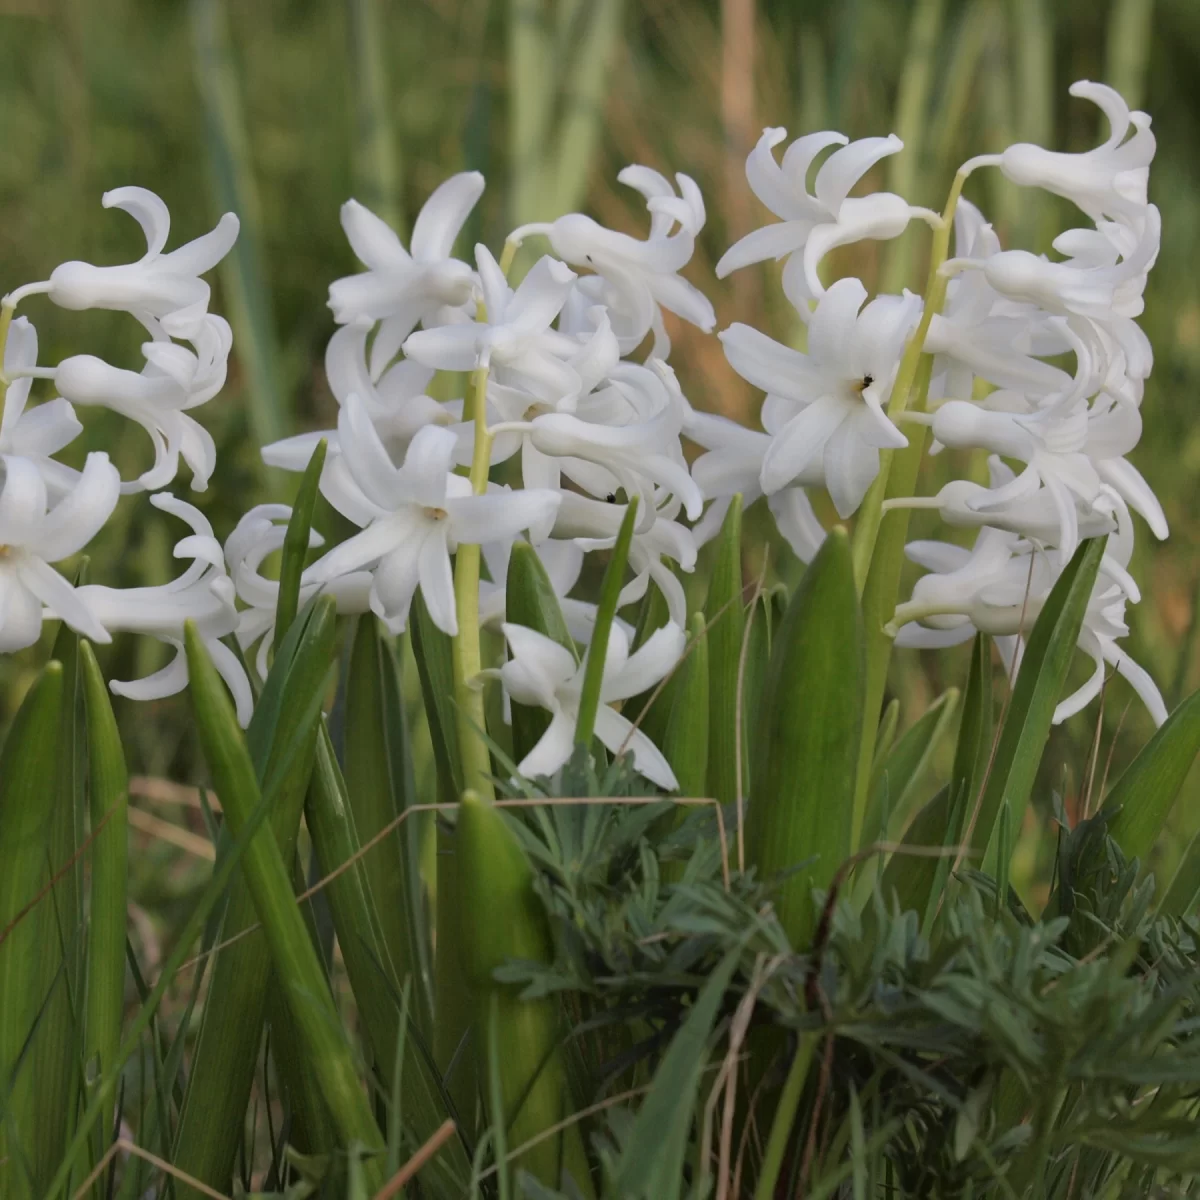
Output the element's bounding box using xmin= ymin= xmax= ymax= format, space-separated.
xmin=0 ymin=0 xmax=1198 ymax=860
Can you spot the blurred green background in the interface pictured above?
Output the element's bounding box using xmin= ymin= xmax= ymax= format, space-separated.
xmin=0 ymin=0 xmax=1198 ymax=886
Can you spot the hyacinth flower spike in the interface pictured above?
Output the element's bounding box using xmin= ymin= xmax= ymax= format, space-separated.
xmin=7 ymin=186 xmax=239 ymax=339
xmin=499 ymin=619 xmax=686 ymax=789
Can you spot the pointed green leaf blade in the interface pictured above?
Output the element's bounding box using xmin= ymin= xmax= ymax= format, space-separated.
xmin=704 ymin=496 xmax=745 ymax=807
xmin=747 ymin=528 xmax=863 ymax=944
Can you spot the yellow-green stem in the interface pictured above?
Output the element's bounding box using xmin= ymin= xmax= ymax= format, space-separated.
xmin=452 ymin=363 xmax=496 ymax=800
xmin=849 ymin=167 xmax=970 ymax=592
xmin=0 ymin=300 xmax=15 ymax=386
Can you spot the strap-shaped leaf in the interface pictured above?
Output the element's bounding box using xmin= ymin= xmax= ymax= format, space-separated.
xmin=273 ymin=436 xmax=328 ymax=654
xmin=747 ymin=528 xmax=863 ymax=944
xmin=1105 ymin=686 xmax=1200 ymax=864
xmin=0 ymin=662 xmax=64 ymax=1197
xmin=80 ymin=642 xmax=129 ymax=1172
xmin=183 ymin=621 xmax=385 ymax=1180
xmin=662 ymin=612 xmax=710 ymax=798
xmin=456 ymin=791 xmax=593 ymax=1194
xmin=971 ymin=537 xmax=1105 ymax=865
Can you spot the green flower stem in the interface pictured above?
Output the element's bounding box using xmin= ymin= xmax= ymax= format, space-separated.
xmin=0 ymin=300 xmax=14 ymax=383
xmin=452 ymin=363 xmax=497 ymax=801
xmin=849 ymin=166 xmax=970 ymax=593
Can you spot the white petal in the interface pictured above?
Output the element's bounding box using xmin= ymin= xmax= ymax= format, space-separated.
xmin=417 ymin=526 xmax=457 ymax=635
xmin=767 ymin=487 xmax=826 ymax=563
xmin=517 ymin=708 xmax=576 ymax=780
xmin=807 ymin=277 xmax=868 ymax=370
xmin=109 ymin=645 xmax=190 ymax=703
xmin=399 ymin=423 xmax=457 ymax=509
xmin=824 ymin=418 xmax=882 ymax=518
xmin=402 ymin=322 xmax=483 ymax=371
xmin=340 ymin=199 xmax=411 ymax=269
xmin=18 ymin=556 xmax=110 ymax=644
xmin=0 ymin=454 xmax=48 ymax=544
xmin=338 ymin=394 xmax=404 ymax=511
xmin=446 ymin=488 xmax=562 ymax=546
xmin=604 ymin=620 xmax=686 ymax=702
xmin=410 ymin=172 xmax=485 ymax=262
xmin=369 ymin=541 xmax=423 ymax=632
xmin=813 ymin=135 xmax=903 ymax=213
xmin=102 ymin=186 xmax=171 ymax=258
xmin=594 ymin=706 xmax=678 ymax=790
xmin=38 ymin=452 xmax=121 ymax=561
xmin=759 ymin=399 xmax=847 ymax=494
xmin=207 ymin=637 xmax=255 ymax=727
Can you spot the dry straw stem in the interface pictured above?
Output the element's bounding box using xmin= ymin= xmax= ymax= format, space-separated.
xmin=371 ymin=1118 xmax=458 ymax=1200
xmin=127 ymin=805 xmax=216 ymax=861
xmin=179 ymin=795 xmax=733 ymax=976
xmin=73 ymin=1138 xmax=230 ymax=1200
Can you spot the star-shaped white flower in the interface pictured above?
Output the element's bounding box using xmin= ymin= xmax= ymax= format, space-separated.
xmin=722 ymin=278 xmax=917 ymax=517
xmin=46 ymin=316 xmax=232 ymax=492
xmin=0 ymin=317 xmax=84 ymax=497
xmin=8 ymin=187 xmax=239 ymax=339
xmin=515 ymin=166 xmax=716 ymax=355
xmin=224 ymin=504 xmax=373 ymax=677
xmin=500 ymin=620 xmax=685 ymax=789
xmin=0 ymin=452 xmax=118 ymax=651
xmin=404 ymin=246 xmax=579 ymax=399
xmin=328 ymin=173 xmax=484 ymax=377
xmin=302 ymin=407 xmax=561 ymax=635
xmin=71 ymin=493 xmax=253 ymax=723
xmin=715 ymin=128 xmax=939 ymax=310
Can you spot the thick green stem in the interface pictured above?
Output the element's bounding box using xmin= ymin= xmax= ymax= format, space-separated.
xmin=452 ymin=364 xmax=496 ymax=801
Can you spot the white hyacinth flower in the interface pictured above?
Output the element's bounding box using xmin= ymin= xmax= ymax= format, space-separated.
xmin=500 ymin=620 xmax=685 ymax=789
xmin=891 ymin=526 xmax=1164 ymax=727
xmin=71 ymin=493 xmax=253 ymax=724
xmin=515 ymin=166 xmax=716 ymax=356
xmin=7 ymin=187 xmax=239 ymax=340
xmin=262 ymin=319 xmax=461 ymax=496
xmin=981 ymin=82 xmax=1155 ymax=226
xmin=551 ymin=490 xmax=697 ymax=628
xmin=0 ymin=317 xmax=84 ymax=496
xmin=722 ymin=278 xmax=917 ymax=517
xmin=0 ymin=452 xmax=119 ymax=651
xmin=302 ymin=409 xmax=561 ymax=635
xmin=224 ymin=504 xmax=372 ymax=676
xmin=404 ymin=246 xmax=580 ymax=399
xmin=47 ymin=315 xmax=232 ymax=492
xmin=328 ymin=173 xmax=484 ymax=377
xmin=716 ymin=128 xmax=940 ymax=310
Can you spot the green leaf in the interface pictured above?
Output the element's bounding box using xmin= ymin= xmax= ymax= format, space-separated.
xmin=880 ymin=635 xmax=991 ymax=924
xmin=610 ymin=942 xmax=742 ymax=1199
xmin=871 ymin=699 xmax=901 ymax=776
xmin=864 ymin=688 xmax=960 ymax=845
xmin=305 ymin=723 xmax=470 ymax=1195
xmin=174 ymin=597 xmax=340 ymax=1192
xmin=274 ymin=436 xmax=328 ymax=654
xmin=662 ymin=612 xmax=710 ymax=797
xmin=80 ymin=643 xmax=129 ymax=1175
xmin=183 ymin=622 xmax=385 ymax=1180
xmin=506 ymin=540 xmax=577 ymax=766
xmin=746 ymin=527 xmax=863 ymax=945
xmin=31 ymin=618 xmax=88 ymax=1183
xmin=456 ymin=792 xmax=593 ymax=1194
xmin=971 ymin=537 xmax=1106 ymax=865
xmin=575 ymin=499 xmax=638 ymax=749
xmin=411 ymin=590 xmax=463 ymax=806
xmin=344 ymin=615 xmax=430 ymax=1035
xmin=1104 ymin=686 xmax=1200 ymax=864
xmin=704 ymin=495 xmax=745 ymax=807
xmin=0 ymin=661 xmax=64 ymax=1198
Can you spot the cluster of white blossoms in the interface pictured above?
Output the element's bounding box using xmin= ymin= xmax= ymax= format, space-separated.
xmin=0 ymin=79 xmax=1167 ymax=785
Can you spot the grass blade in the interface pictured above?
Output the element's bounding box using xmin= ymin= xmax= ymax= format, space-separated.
xmin=574 ymin=499 xmax=638 ymax=750
xmin=662 ymin=612 xmax=710 ymax=798
xmin=189 ymin=0 xmax=288 ymax=448
xmin=274 ymin=438 xmax=328 ymax=655
xmin=183 ymin=620 xmax=385 ymax=1181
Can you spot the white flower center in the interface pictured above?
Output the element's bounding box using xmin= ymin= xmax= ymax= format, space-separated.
xmin=422 ymin=506 xmax=448 ymax=521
